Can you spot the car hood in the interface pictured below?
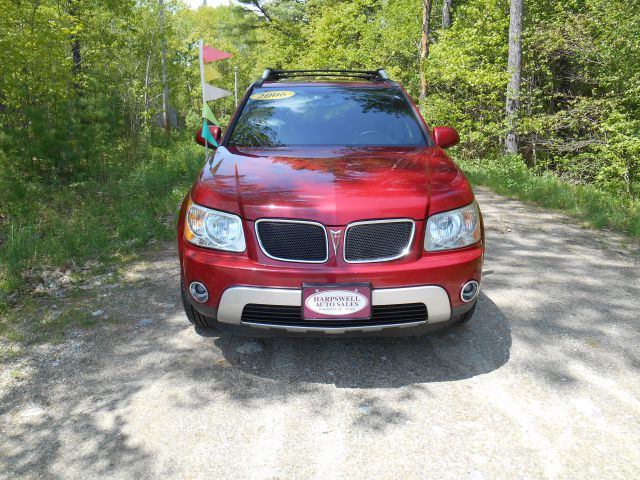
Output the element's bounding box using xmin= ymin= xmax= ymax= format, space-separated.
xmin=190 ymin=146 xmax=473 ymax=225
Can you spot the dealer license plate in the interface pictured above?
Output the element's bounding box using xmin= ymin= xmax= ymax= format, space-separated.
xmin=302 ymin=284 xmax=372 ymax=320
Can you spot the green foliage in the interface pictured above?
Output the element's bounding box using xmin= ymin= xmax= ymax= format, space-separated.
xmin=418 ymin=0 xmax=640 ymax=198
xmin=517 ymin=0 xmax=640 ymax=197
xmin=460 ymin=155 xmax=640 ymax=236
xmin=234 ymin=0 xmax=424 ymax=99
xmin=0 ymin=140 xmax=202 ymax=298
xmin=424 ymin=0 xmax=510 ymax=152
xmin=0 ymin=0 xmax=169 ymax=179
xmin=175 ymin=3 xmax=261 ymax=129
xmin=0 ymin=0 xmax=204 ymax=306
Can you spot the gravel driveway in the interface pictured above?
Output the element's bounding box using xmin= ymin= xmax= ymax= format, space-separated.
xmin=2 ymin=187 xmax=640 ymax=479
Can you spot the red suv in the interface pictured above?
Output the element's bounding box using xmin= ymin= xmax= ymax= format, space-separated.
xmin=178 ymin=69 xmax=483 ymax=336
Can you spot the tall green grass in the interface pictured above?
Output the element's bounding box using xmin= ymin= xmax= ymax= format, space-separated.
xmin=0 ymin=140 xmax=204 ymax=304
xmin=459 ymin=155 xmax=640 ymax=237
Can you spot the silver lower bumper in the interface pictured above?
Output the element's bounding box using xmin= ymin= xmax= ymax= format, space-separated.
xmin=216 ymin=285 xmax=451 ymax=334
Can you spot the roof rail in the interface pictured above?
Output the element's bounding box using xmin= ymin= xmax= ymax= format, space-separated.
xmin=256 ymin=69 xmax=391 ymax=86
xmin=261 ymin=68 xmax=272 ymax=80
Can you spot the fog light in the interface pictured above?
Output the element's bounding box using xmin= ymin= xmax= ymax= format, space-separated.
xmin=460 ymin=280 xmax=479 ymax=303
xmin=189 ymin=281 xmax=209 ymax=303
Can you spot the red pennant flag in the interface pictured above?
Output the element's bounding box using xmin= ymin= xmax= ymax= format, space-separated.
xmin=202 ymin=45 xmax=232 ymax=63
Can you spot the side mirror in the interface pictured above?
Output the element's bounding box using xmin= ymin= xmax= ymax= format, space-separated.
xmin=195 ymin=125 xmax=222 ymax=147
xmin=433 ymin=127 xmax=460 ymax=149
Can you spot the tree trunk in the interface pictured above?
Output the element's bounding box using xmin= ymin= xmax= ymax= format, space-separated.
xmin=505 ymin=0 xmax=524 ymax=154
xmin=144 ymin=50 xmax=152 ymax=113
xmin=68 ymin=1 xmax=81 ymax=85
xmin=71 ymin=38 xmax=81 ymax=77
xmin=442 ymin=0 xmax=453 ymax=29
xmin=419 ymin=0 xmax=433 ymax=102
xmin=159 ymin=0 xmax=170 ymax=134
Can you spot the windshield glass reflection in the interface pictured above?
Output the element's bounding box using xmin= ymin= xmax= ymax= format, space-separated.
xmin=228 ymin=87 xmax=427 ymax=148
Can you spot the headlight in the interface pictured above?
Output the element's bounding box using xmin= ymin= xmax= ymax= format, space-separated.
xmin=184 ymin=198 xmax=246 ymax=252
xmin=425 ymin=201 xmax=481 ymax=251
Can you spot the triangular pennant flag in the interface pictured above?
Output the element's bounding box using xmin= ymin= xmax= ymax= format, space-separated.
xmin=202 ymin=45 xmax=232 ymax=63
xmin=202 ymin=101 xmax=220 ymax=125
xmin=204 ymin=64 xmax=222 ymax=82
xmin=203 ymin=83 xmax=232 ymax=102
xmin=201 ymin=120 xmax=219 ymax=148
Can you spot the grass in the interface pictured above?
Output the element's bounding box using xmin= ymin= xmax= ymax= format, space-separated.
xmin=0 ymin=139 xmax=203 ymax=315
xmin=458 ymin=155 xmax=640 ymax=238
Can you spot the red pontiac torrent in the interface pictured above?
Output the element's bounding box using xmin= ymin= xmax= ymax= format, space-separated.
xmin=178 ymin=69 xmax=484 ymax=336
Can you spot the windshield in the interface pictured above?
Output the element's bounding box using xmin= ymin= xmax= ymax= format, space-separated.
xmin=227 ymin=86 xmax=429 ymax=147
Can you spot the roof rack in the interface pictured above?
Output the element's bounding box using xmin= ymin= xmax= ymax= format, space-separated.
xmin=256 ymin=68 xmax=390 ymax=86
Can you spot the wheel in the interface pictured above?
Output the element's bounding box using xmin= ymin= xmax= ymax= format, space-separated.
xmin=180 ymin=276 xmax=214 ymax=327
xmin=457 ymin=302 xmax=477 ymax=324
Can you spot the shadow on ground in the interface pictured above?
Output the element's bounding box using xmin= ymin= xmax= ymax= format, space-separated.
xmin=199 ymin=292 xmax=511 ymax=388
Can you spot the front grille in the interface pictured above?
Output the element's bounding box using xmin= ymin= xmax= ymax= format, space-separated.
xmin=256 ymin=220 xmax=328 ymax=263
xmin=241 ymin=303 xmax=427 ymax=328
xmin=344 ymin=220 xmax=415 ymax=263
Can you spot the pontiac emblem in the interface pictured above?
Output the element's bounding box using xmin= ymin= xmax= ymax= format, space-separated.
xmin=329 ymin=230 xmax=342 ymax=255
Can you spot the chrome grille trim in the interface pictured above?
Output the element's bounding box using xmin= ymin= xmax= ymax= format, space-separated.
xmin=254 ymin=219 xmax=329 ymax=263
xmin=241 ymin=320 xmax=427 ymax=334
xmin=343 ymin=218 xmax=416 ymax=263
xmin=241 ymin=303 xmax=428 ymax=327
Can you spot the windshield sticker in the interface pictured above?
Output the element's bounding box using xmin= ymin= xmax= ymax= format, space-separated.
xmin=250 ymin=91 xmax=296 ymax=101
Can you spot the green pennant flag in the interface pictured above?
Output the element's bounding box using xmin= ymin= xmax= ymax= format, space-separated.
xmin=201 ymin=120 xmax=219 ymax=148
xmin=202 ymin=101 xmax=220 ymax=126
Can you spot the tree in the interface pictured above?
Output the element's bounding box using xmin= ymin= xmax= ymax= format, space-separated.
xmin=419 ymin=0 xmax=433 ymax=102
xmin=505 ymin=0 xmax=523 ymax=154
xmin=159 ymin=0 xmax=171 ymax=134
xmin=442 ymin=0 xmax=453 ymax=29
xmin=237 ymin=0 xmax=272 ymax=22
xmin=68 ymin=1 xmax=82 ymax=79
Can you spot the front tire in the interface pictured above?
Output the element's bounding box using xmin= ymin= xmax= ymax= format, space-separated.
xmin=457 ymin=302 xmax=477 ymax=324
xmin=180 ymin=276 xmax=214 ymax=327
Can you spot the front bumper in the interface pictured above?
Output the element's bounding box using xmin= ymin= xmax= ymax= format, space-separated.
xmin=217 ymin=285 xmax=449 ymax=333
xmin=180 ymin=239 xmax=483 ymax=335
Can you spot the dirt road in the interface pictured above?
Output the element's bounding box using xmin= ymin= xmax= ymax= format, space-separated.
xmin=2 ymin=187 xmax=640 ymax=479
